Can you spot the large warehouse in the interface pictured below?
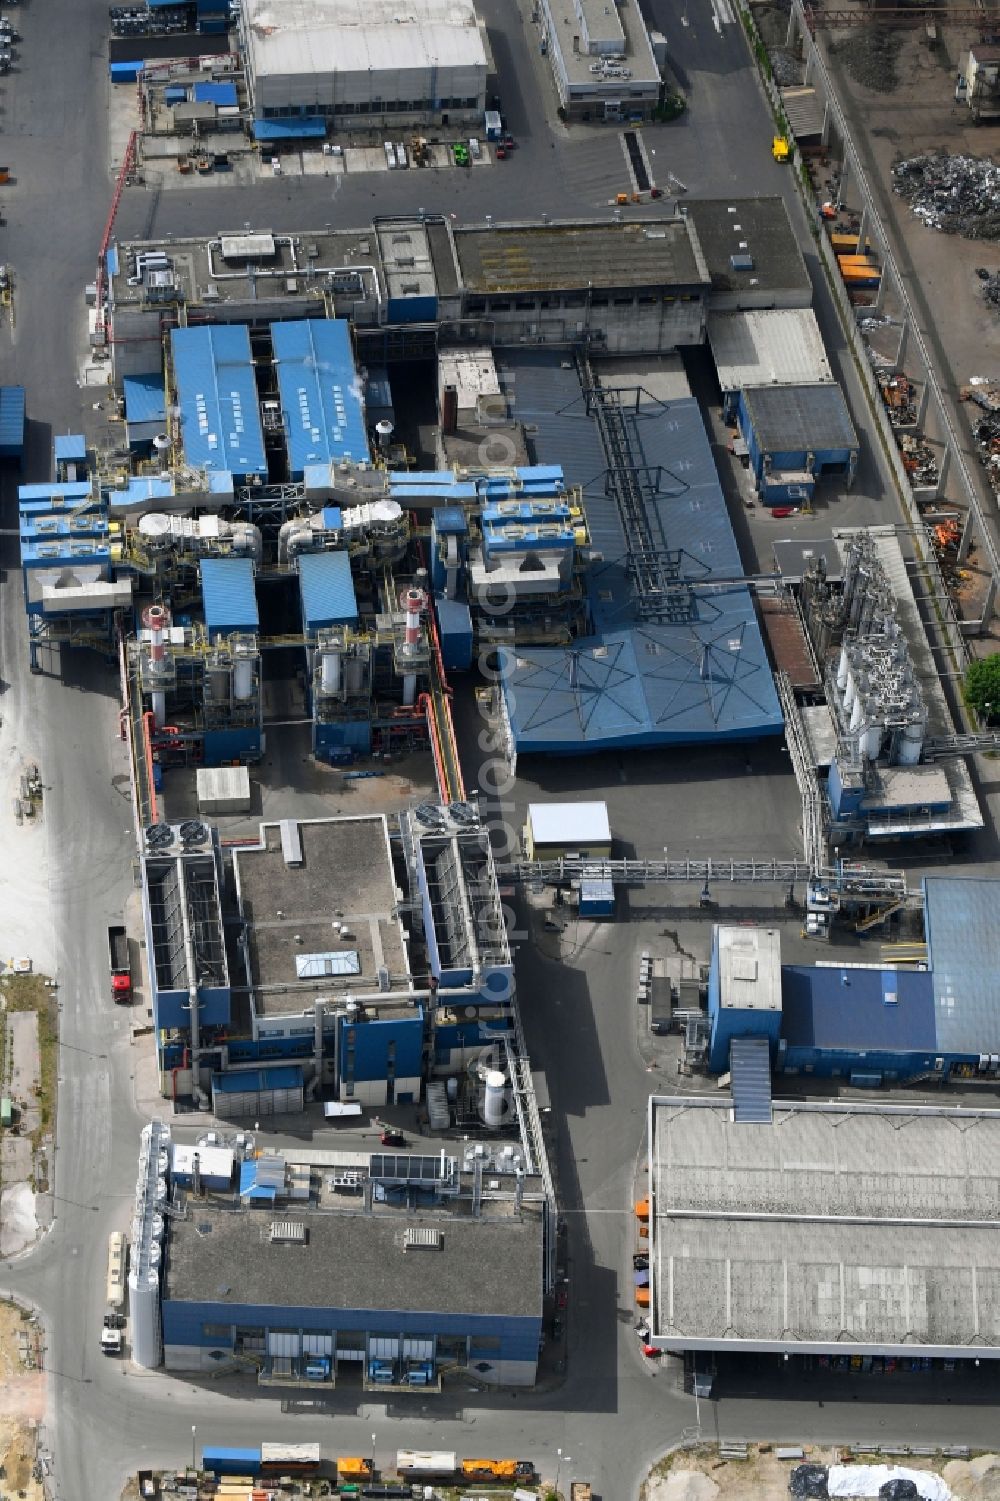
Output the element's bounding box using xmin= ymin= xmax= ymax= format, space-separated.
xmin=647 ymin=1096 xmax=1000 ymax=1359
xmin=238 ymin=0 xmax=488 ymax=135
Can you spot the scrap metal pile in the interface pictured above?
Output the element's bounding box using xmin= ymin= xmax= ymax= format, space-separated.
xmin=893 ymin=153 xmax=1000 ymax=238
xmin=897 ymin=432 xmax=938 ymax=487
xmin=978 ymin=267 xmax=1000 ymax=309
xmin=876 ymin=369 xmax=916 ymax=426
xmin=965 ymin=381 xmax=1000 ymax=497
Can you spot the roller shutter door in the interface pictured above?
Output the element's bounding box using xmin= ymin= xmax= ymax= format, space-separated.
xmin=401 ymin=1338 xmax=434 ymax=1359
xmin=267 ymin=1332 xmax=301 ymax=1356
xmin=368 ymin=1337 xmax=399 ymax=1359
xmin=302 ymin=1334 xmax=333 ymax=1356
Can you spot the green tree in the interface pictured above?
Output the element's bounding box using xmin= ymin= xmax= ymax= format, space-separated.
xmin=964 ymin=653 xmax=1000 ymax=724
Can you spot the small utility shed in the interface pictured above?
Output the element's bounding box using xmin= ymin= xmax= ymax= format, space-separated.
xmin=708 ymin=310 xmax=832 ymax=422
xmin=524 ymin=801 xmax=611 ymax=861
xmin=737 ymin=382 xmax=858 ymax=504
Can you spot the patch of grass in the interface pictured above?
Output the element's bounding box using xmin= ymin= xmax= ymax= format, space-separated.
xmin=3 ymin=973 xmax=58 ymax=1150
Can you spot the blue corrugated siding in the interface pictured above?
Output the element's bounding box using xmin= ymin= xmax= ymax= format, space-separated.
xmin=338 ymin=1013 xmax=423 ymax=1084
xmin=170 ymin=325 xmax=266 ymax=478
xmin=163 ymin=1298 xmax=540 ymax=1352
xmin=298 ymin=550 xmax=358 ymax=632
xmin=0 ymin=386 xmax=25 ymax=459
xmin=436 ymin=596 xmax=473 ymax=671
xmin=271 ymin=319 xmax=370 ymax=476
xmin=202 ymin=726 xmax=261 ymax=765
xmin=214 ymin=1064 xmax=303 ymax=1093
xmin=152 ymin=986 xmax=231 ymax=1033
xmin=200 ymin=557 xmax=259 ymax=640
xmin=387 ymin=295 xmax=438 ymax=324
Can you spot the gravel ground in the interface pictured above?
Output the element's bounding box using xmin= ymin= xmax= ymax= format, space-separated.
xmin=833 ymin=26 xmax=901 ymax=92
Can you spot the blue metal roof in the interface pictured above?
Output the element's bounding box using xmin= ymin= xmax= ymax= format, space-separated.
xmin=238 ymin=1159 xmax=277 ymax=1201
xmin=192 ymin=79 xmax=237 ymax=105
xmin=924 ymin=876 xmax=1000 ymax=1053
xmin=169 ymin=325 xmax=266 ymax=477
xmin=54 ymin=434 xmax=87 ymax=462
xmin=200 ymin=557 xmax=259 ymax=638
xmin=781 ymin=965 xmax=936 ymax=1052
xmin=18 ymin=481 xmax=94 ymax=508
xmin=298 ymin=550 xmax=358 ymax=632
xmin=432 ymin=507 xmax=468 ymax=536
xmin=270 ymin=319 xmax=370 ymax=476
xmin=253 ymin=116 xmax=326 ymax=140
xmin=495 ymin=355 xmax=783 ymax=752
xmin=121 ymin=475 xmax=176 ymax=503
xmin=123 ymin=373 xmax=166 ymax=426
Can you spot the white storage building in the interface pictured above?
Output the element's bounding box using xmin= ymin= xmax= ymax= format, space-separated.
xmin=239 ymin=0 xmax=488 ymax=134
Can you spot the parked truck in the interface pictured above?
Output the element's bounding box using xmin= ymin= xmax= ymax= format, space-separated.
xmin=100 ymin=1311 xmax=124 ymax=1355
xmin=108 ymin=925 xmax=132 ymax=1003
xmin=570 ymin=1484 xmax=593 ymax=1501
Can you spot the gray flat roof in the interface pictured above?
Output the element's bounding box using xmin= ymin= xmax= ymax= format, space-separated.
xmin=683 ymin=198 xmax=812 ymax=297
xmin=111 ymin=229 xmax=385 ymax=314
xmin=650 ymin=1098 xmax=1000 ymax=1355
xmin=234 ymin=817 xmax=409 ymax=1015
xmin=453 ymin=219 xmax=709 ymax=294
xmin=708 ymin=309 xmax=832 ymax=393
xmin=164 ymin=1203 xmax=543 ymax=1318
xmin=743 ymin=382 xmax=858 ymax=454
xmin=544 ymin=0 xmax=659 ymax=89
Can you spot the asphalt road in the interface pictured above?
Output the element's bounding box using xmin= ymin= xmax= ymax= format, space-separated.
xmin=0 ymin=0 xmax=998 ymax=1496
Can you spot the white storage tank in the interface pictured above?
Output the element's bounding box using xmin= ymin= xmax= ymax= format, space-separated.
xmin=482 ymin=1069 xmax=506 ymax=1129
xmin=128 ymin=1264 xmax=162 ymax=1370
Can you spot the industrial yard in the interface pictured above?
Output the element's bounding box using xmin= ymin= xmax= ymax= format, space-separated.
xmin=7 ymin=0 xmax=1000 ymax=1493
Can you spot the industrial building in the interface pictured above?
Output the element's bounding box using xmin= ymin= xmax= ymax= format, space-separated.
xmin=485 ymin=354 xmax=784 ymax=754
xmin=170 ymin=325 xmax=267 ymax=484
xmin=106 ymin=206 xmax=812 ymax=377
xmin=140 ymin=805 xmax=514 ymax=1104
xmin=236 ymin=0 xmax=488 ymax=137
xmin=707 ymin=309 xmax=832 ymax=422
xmin=736 ymin=383 xmax=859 ymax=504
xmin=789 ymin=528 xmax=982 ymax=846
xmin=704 ymin=875 xmax=1000 ymax=1084
xmin=523 ymin=802 xmax=611 ymax=862
xmin=683 ymin=199 xmax=813 ymax=312
xmin=128 ymin=1123 xmax=546 ymax=1386
xmin=536 ymin=0 xmax=662 ymax=121
xmin=646 ymin=1095 xmax=1000 ymax=1359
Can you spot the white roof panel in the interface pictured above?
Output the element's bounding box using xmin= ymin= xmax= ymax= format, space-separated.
xmin=243 ymin=0 xmax=487 ymax=79
xmin=708 ymin=309 xmax=832 ymax=394
xmin=527 ymin=800 xmax=611 ymax=847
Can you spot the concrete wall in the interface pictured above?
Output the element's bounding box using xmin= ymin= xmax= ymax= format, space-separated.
xmin=453 ymin=292 xmax=706 ymax=355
